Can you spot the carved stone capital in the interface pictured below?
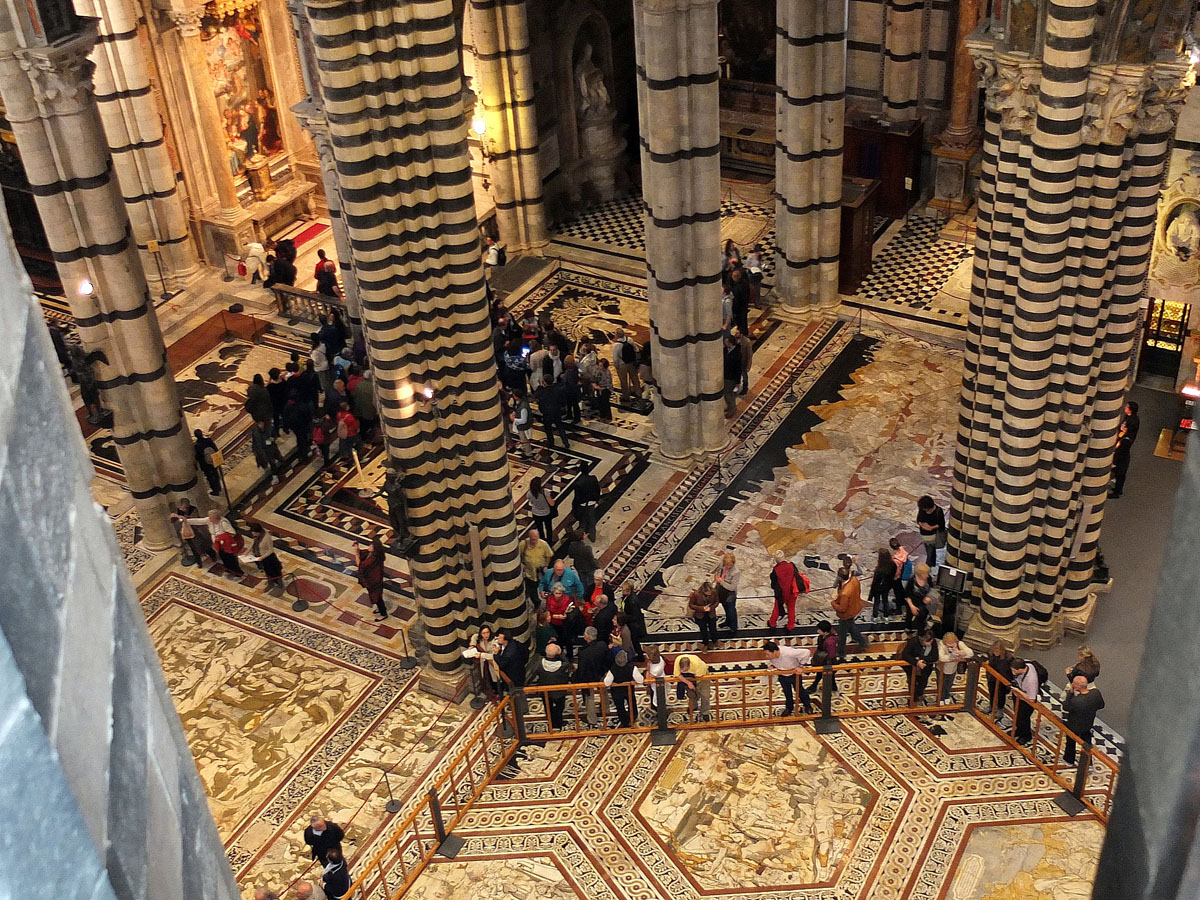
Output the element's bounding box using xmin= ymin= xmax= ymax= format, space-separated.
xmin=13 ymin=28 xmax=99 ymax=117
xmin=975 ymin=51 xmax=1039 ymax=135
xmin=1081 ymin=68 xmax=1146 ymax=146
xmin=166 ymin=6 xmax=204 ymax=37
xmin=1136 ymin=62 xmax=1193 ymax=137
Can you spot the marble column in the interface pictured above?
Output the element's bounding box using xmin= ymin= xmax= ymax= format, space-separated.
xmin=0 ymin=17 xmax=204 ymax=548
xmin=296 ymin=0 xmax=525 ymax=675
xmin=881 ymin=0 xmax=922 ymax=121
xmin=291 ymin=100 xmax=362 ymax=334
xmin=74 ymin=0 xmax=199 ymax=290
xmin=930 ymin=0 xmax=983 ymax=212
xmin=774 ymin=0 xmax=845 ymax=312
xmin=950 ymin=12 xmax=1190 ymax=648
xmin=633 ymin=0 xmax=726 ymax=459
xmin=469 ymin=0 xmax=548 ymax=252
xmin=167 ymin=6 xmax=240 ymax=217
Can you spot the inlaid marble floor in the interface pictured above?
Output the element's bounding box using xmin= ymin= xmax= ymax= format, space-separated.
xmin=405 ymin=719 xmax=1105 ymax=900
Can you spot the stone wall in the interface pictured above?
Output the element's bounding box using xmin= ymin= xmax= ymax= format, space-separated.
xmin=0 ymin=207 xmax=238 ymax=900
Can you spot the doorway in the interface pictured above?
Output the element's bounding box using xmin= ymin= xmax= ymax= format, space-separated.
xmin=1140 ymin=298 xmax=1189 ymax=382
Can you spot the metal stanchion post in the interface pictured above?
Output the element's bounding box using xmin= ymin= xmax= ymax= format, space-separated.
xmin=467 ymin=665 xmax=486 ymax=710
xmin=1053 ymin=745 xmax=1091 ymax=816
xmin=397 ymin=625 xmax=417 ymax=671
xmin=381 ymin=770 xmax=402 ymax=815
xmin=815 ymin=665 xmax=841 ymax=734
xmin=289 ymin=573 xmax=309 ymax=612
xmin=651 ymin=679 xmax=676 ymax=746
xmin=513 ymin=689 xmax=530 ymax=746
xmin=426 ymin=789 xmax=464 ymax=858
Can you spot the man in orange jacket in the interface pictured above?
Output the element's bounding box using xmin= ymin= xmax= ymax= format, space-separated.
xmin=831 ymin=564 xmax=869 ymax=659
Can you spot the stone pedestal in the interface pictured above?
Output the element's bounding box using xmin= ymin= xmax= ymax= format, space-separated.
xmin=296 ymin=0 xmax=525 ymax=672
xmin=0 ymin=20 xmax=204 ymax=548
xmin=928 ymin=141 xmax=980 ymax=213
xmin=244 ymin=154 xmax=275 ymax=201
xmin=633 ymin=0 xmax=727 ymax=459
xmin=577 ymin=108 xmax=626 ymax=203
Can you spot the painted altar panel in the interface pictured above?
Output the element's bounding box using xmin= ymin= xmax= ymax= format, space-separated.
xmin=201 ymin=9 xmax=285 ymax=176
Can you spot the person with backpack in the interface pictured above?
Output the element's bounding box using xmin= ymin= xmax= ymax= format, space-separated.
xmin=868 ymin=547 xmax=895 ymax=622
xmin=831 ymin=564 xmax=868 ymax=658
xmin=510 ymin=389 xmax=534 ymax=456
xmin=1010 ymin=657 xmax=1043 ymax=745
xmin=769 ymin=550 xmax=807 ymax=632
xmin=313 ymin=412 xmax=335 ymax=466
xmin=336 ymin=402 xmax=361 ymax=459
xmin=484 ymin=235 xmax=507 ymax=268
xmin=612 ymin=328 xmax=641 ymax=400
xmin=808 ymin=620 xmax=840 ymax=696
xmin=193 ymin=428 xmax=222 ymax=496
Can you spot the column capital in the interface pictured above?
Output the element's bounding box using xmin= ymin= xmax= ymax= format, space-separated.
xmin=974 ymin=49 xmax=1040 ymax=135
xmin=165 ymin=5 xmax=204 ymax=37
xmin=1135 ymin=61 xmax=1193 ymax=136
xmin=12 ymin=23 xmax=100 ymax=118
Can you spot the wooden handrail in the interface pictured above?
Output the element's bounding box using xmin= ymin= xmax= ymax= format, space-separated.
xmin=972 ymin=663 xmax=1118 ymax=822
xmin=342 ymin=696 xmax=518 ymax=900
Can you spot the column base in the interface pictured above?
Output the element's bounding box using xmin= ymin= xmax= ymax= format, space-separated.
xmin=419 ymin=668 xmax=469 ymax=701
xmin=1061 ymin=592 xmax=1099 ymax=636
xmin=929 ymin=140 xmax=981 ymax=215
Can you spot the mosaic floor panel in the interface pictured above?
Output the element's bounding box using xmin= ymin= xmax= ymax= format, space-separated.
xmin=405 ymin=719 xmax=1104 ymax=900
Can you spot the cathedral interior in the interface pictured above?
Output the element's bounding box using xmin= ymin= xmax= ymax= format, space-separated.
xmin=0 ymin=0 xmax=1198 ymax=897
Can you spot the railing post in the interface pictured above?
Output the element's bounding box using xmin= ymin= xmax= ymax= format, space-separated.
xmin=815 ymin=665 xmax=841 ymax=734
xmin=512 ymin=689 xmax=530 ymax=746
xmin=963 ymin=659 xmax=980 ymax=714
xmin=1054 ymin=744 xmax=1091 ymax=816
xmin=651 ymin=678 xmax=676 ymax=746
xmin=427 ymin=788 xmax=465 ymax=858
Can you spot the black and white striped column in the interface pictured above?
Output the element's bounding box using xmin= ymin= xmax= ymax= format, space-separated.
xmin=298 ymin=0 xmax=525 ymax=671
xmin=469 ymin=0 xmax=547 ymax=252
xmin=951 ymin=19 xmax=1190 ymax=647
xmin=633 ymin=0 xmax=727 ymax=458
xmin=774 ymin=0 xmax=845 ymax=312
xmin=0 ymin=19 xmax=203 ymax=549
xmin=881 ymin=0 xmax=922 ymax=121
xmin=75 ymin=0 xmax=198 ymax=290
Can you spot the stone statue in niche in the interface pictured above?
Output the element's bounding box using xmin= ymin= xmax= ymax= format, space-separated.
xmin=574 ymin=43 xmax=611 ymax=121
xmin=568 ymin=36 xmax=626 ymax=205
xmin=1149 ymin=156 xmax=1200 ymax=304
xmin=1166 ymin=202 xmax=1200 ymax=262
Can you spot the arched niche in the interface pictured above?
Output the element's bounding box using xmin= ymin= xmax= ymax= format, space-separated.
xmin=555 ymin=3 xmax=617 ymax=177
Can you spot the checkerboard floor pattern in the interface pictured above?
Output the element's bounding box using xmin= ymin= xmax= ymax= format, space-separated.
xmin=853 ymin=214 xmax=973 ymax=317
xmin=555 ymin=195 xmax=780 ymax=281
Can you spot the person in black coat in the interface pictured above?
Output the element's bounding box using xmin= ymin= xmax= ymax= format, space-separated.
xmin=722 ymin=335 xmax=743 ymax=419
xmin=1109 ymin=400 xmax=1139 ymax=498
xmin=494 ymin=630 xmax=528 ymax=690
xmin=900 ymin=630 xmax=938 ymax=705
xmin=304 ymin=815 xmax=345 ymax=863
xmin=282 ymin=394 xmax=315 ymax=458
xmin=535 ymin=380 xmax=571 ymax=449
xmin=573 ymin=471 xmax=602 ymax=541
xmin=574 ymin=627 xmax=609 ymax=726
xmin=321 ymin=846 xmax=351 ymax=900
xmin=534 ymin=642 xmax=572 ymax=730
xmin=617 ymin=580 xmax=648 ymax=662
xmin=266 ymin=367 xmax=291 ymax=434
xmin=193 ymin=429 xmax=221 ymax=495
xmin=591 ymin=595 xmax=619 ymax=648
xmin=1062 ymin=676 xmax=1105 ymax=764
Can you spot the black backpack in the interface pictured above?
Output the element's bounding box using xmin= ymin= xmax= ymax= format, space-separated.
xmin=496 ymin=245 xmax=508 ymax=266
xmin=620 ymin=339 xmax=637 ymax=364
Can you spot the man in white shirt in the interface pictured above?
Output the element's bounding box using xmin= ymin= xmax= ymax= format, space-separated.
xmin=1010 ymin=657 xmax=1040 ymax=745
xmin=763 ymin=641 xmax=813 ymax=717
xmin=310 ymin=337 xmax=332 ymax=394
